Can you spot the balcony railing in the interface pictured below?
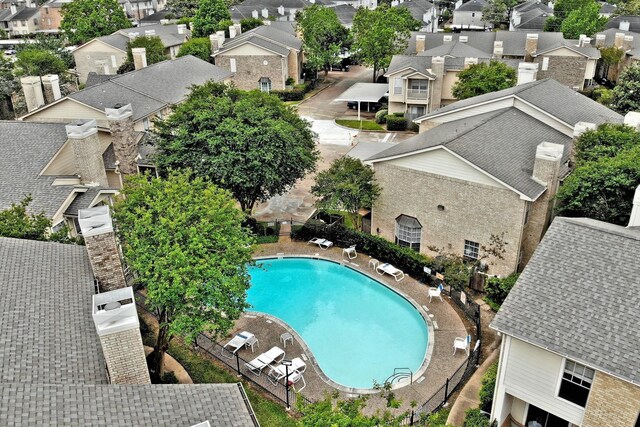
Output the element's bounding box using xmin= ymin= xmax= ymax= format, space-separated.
xmin=407 ymin=89 xmax=429 ymax=100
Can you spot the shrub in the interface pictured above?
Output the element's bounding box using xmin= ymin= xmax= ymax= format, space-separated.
xmin=285 ymin=76 xmax=295 ymax=86
xmin=160 ymin=371 xmax=180 ymax=384
xmin=393 ymin=112 xmax=404 ymax=117
xmin=375 ymin=109 xmax=388 ymax=124
xmin=408 ymin=121 xmax=419 ymax=132
xmin=386 ymin=115 xmax=408 ymax=131
xmin=479 ymin=361 xmax=498 ymax=413
xmin=271 ymin=82 xmax=311 ymax=101
xmin=484 ymin=272 xmax=519 ymax=309
xmin=463 ymin=408 xmax=490 ymax=427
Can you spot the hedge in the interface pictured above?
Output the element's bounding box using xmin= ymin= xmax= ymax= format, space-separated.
xmin=479 ymin=361 xmax=498 ymax=413
xmin=463 ymin=409 xmax=490 ymax=427
xmin=291 ymin=220 xmax=437 ymax=284
xmin=386 ymin=115 xmax=407 ymax=131
xmin=272 ymin=82 xmax=312 ymax=102
xmin=375 ymin=109 xmax=388 ymax=124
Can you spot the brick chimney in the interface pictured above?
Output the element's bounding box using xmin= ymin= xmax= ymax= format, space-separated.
xmin=517 ymin=62 xmax=538 ymax=85
xmin=132 ymin=47 xmax=147 ymax=70
xmin=464 ymin=57 xmax=478 ymax=68
xmin=595 ymin=34 xmax=606 ymax=47
xmin=429 ymin=56 xmax=445 ymax=112
xmin=20 ymin=76 xmax=45 ymax=112
xmin=66 ymin=120 xmax=109 ymax=187
xmin=614 ymin=32 xmax=625 ymax=49
xmin=234 ymin=23 xmax=242 ymax=35
xmin=493 ymin=40 xmax=503 ymax=58
xmin=629 ymin=185 xmax=640 ymax=228
xmin=92 ymin=286 xmax=151 ymax=384
xmin=416 ymin=34 xmax=426 ymax=53
xmin=78 ymin=205 xmax=127 ymax=291
xmin=624 ymin=35 xmax=634 ymax=51
xmin=525 ymin=33 xmax=538 ymax=61
xmin=105 ymin=103 xmax=138 ymax=176
xmin=532 ymin=142 xmax=564 ymax=187
xmin=41 ymin=74 xmax=62 ymax=104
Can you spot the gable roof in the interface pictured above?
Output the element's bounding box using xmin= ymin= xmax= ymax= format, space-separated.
xmin=514 ymin=0 xmax=552 ymax=14
xmin=367 ymin=108 xmax=571 ymax=200
xmin=237 ymin=0 xmax=332 ymax=8
xmin=0 ymin=122 xmax=76 ymax=218
xmin=93 ymin=33 xmax=129 ymax=52
xmin=455 ymin=0 xmax=486 ymax=12
xmin=420 ymin=40 xmax=493 ymax=58
xmin=417 ymin=78 xmax=623 ymax=126
xmin=394 ymin=0 xmax=435 ymax=23
xmin=491 ymin=217 xmax=640 ymax=386
xmin=513 ymin=8 xmax=551 ymax=30
xmin=607 ymin=15 xmax=640 ymax=33
xmin=115 ymin=23 xmax=190 ymax=48
xmin=216 ymin=24 xmax=302 ymax=55
xmin=595 ymin=28 xmax=640 ymax=58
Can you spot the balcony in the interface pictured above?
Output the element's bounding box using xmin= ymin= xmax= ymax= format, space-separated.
xmin=407 ymin=89 xmax=429 ymax=100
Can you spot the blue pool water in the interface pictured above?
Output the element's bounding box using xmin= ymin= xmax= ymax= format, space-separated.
xmin=247 ymin=258 xmax=429 ymax=389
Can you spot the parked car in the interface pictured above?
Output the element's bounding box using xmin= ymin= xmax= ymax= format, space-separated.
xmin=347 ymin=101 xmax=383 ymax=111
xmin=3 ymin=49 xmax=16 ymax=55
xmin=330 ymin=63 xmax=350 ymax=72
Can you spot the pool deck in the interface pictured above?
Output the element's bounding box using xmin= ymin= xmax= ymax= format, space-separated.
xmin=220 ymin=240 xmax=470 ymax=416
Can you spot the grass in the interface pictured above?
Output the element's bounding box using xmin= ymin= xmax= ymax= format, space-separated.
xmin=139 ymin=315 xmax=297 ymax=427
xmin=256 ymin=235 xmax=279 ymax=244
xmin=335 ymin=119 xmax=384 ymax=131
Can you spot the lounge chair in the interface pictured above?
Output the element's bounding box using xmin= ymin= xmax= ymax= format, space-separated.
xmin=244 ymin=346 xmax=285 ymax=376
xmin=453 ymin=335 xmax=471 ymax=356
xmin=342 ymin=245 xmax=357 ymax=259
xmin=221 ymin=331 xmax=255 ymax=358
xmin=428 ymin=284 xmax=444 ymax=303
xmin=376 ymin=263 xmax=405 ymax=281
xmin=308 ymin=237 xmax=333 ymax=249
xmin=289 ymin=370 xmax=306 ymax=391
xmin=268 ymin=357 xmax=307 ymax=384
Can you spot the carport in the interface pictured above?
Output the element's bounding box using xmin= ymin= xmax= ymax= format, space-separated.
xmin=334 ymin=83 xmax=388 ymax=120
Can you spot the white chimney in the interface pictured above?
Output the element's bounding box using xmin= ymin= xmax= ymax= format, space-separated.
xmin=517 ymin=62 xmax=538 ymax=85
xmin=573 ymin=121 xmax=597 ymax=138
xmin=628 ymin=185 xmax=640 ymax=227
xmin=210 ymin=33 xmax=219 ymax=52
xmin=41 ymin=74 xmax=62 ymax=104
xmin=177 ymin=23 xmax=187 ymax=34
xmin=234 ymin=23 xmax=241 ymax=35
xmin=144 ymin=29 xmax=156 ymax=36
xmin=229 ymin=25 xmax=237 ymax=39
xmin=422 ymin=12 xmax=429 ymax=22
xmin=532 ymin=141 xmax=564 ymax=187
xmin=252 ymin=9 xmax=259 ymax=18
xmin=278 ymin=4 xmax=285 ymax=15
xmin=217 ymin=30 xmax=225 ymax=48
xmin=620 ymin=20 xmax=631 ymax=32
xmin=513 ymin=13 xmax=521 ymax=26
xmin=391 ymin=0 xmax=399 ymax=5
xmin=624 ymin=35 xmax=634 ymax=51
xmin=10 ymin=4 xmax=16 ymax=14
xmin=20 ymin=76 xmax=45 ymax=112
xmin=464 ymin=57 xmax=478 ymax=68
xmin=459 ymin=35 xmax=468 ymax=43
xmin=310 ymin=0 xmax=315 ymax=3
xmin=493 ymin=40 xmax=503 ymax=57
xmin=623 ymin=111 xmax=640 ymax=129
xmin=132 ymin=47 xmax=147 ymax=70
xmin=262 ymin=7 xmax=269 ymax=18
xmin=443 ymin=35 xmax=453 ymax=42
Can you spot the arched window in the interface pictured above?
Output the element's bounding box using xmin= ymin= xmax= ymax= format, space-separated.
xmin=395 ymin=215 xmax=421 ymax=252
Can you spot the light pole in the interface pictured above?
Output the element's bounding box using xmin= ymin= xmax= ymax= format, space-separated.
xmin=282 ymin=359 xmax=292 ymax=410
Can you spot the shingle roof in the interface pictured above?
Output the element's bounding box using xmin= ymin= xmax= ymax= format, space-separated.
xmin=513 ymin=8 xmax=551 ymax=30
xmin=10 ymin=6 xmax=39 ymax=20
xmin=63 ymin=188 xmax=101 ymax=216
xmin=85 ymin=72 xmax=115 ymax=88
xmin=0 ymin=237 xmax=106 ymax=384
xmin=455 ymin=0 xmax=486 ymax=12
xmin=216 ymin=24 xmax=302 ymax=55
xmin=0 ymin=383 xmax=256 ymax=426
xmin=600 ymin=2 xmax=616 ymax=14
xmin=0 ymin=122 xmax=75 ymax=218
xmin=606 ymin=15 xmax=640 ymax=33
xmin=595 ymin=28 xmax=640 ymax=58
xmin=331 ymin=4 xmax=357 ymax=26
xmin=418 ymin=79 xmax=623 ymax=126
xmin=514 ymin=0 xmax=552 ymax=13
xmin=395 ymin=0 xmax=435 ymax=23
xmin=491 ymin=217 xmax=640 ymax=386
xmin=115 ymin=23 xmax=191 ymax=48
xmin=419 ymin=40 xmax=493 ymax=58
xmin=95 ymin=33 xmax=129 ymax=52
xmin=238 ymin=0 xmax=332 ymax=8
xmin=368 ymin=108 xmax=571 ymax=199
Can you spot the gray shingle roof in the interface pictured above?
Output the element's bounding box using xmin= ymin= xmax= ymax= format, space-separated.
xmin=116 ymin=23 xmax=191 ymax=48
xmin=595 ymin=28 xmax=640 ymax=58
xmin=418 ymin=79 xmax=623 ymax=126
xmin=513 ymin=8 xmax=551 ymax=30
xmin=63 ymin=188 xmax=101 ymax=216
xmin=0 ymin=122 xmax=75 ymax=218
xmin=600 ymin=2 xmax=616 ymax=14
xmin=395 ymin=0 xmax=435 ymax=23
xmin=607 ymin=15 xmax=640 ymax=33
xmin=0 ymin=237 xmax=106 ymax=384
xmin=217 ymin=24 xmax=302 ymax=55
xmin=491 ymin=217 xmax=640 ymax=386
xmin=368 ymin=108 xmax=571 ymax=199
xmin=456 ymin=0 xmax=486 ymax=12
xmin=85 ymin=72 xmax=115 ymax=88
xmin=238 ymin=0 xmax=332 ymax=8
xmin=0 ymin=383 xmax=256 ymax=427
xmin=420 ymin=40 xmax=493 ymax=58
xmin=95 ymin=33 xmax=129 ymax=52
xmin=514 ymin=0 xmax=552 ymax=14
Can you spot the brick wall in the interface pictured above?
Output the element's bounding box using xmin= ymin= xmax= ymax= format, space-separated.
xmin=84 ymin=232 xmax=127 ymax=291
xmin=371 ymin=163 xmax=526 ymax=276
xmin=109 ymin=115 xmax=138 ymax=175
xmin=99 ymin=328 xmax=151 ymax=384
xmin=70 ymin=132 xmax=109 ymax=187
xmin=534 ymin=56 xmax=587 ymax=90
xmin=582 ymin=371 xmax=640 ymax=427
xmin=216 ymin=54 xmax=285 ymax=91
xmin=287 ymin=49 xmax=300 ymax=84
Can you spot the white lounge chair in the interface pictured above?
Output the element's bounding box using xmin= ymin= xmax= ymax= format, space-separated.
xmin=342 ymin=245 xmax=357 ymax=259
xmin=268 ymin=357 xmax=307 ymax=384
xmin=244 ymin=346 xmax=285 ymax=376
xmin=453 ymin=335 xmax=471 ymax=356
xmin=289 ymin=370 xmax=306 ymax=391
xmin=308 ymin=237 xmax=333 ymax=249
xmin=221 ymin=331 xmax=255 ymax=358
xmin=428 ymin=284 xmax=444 ymax=303
xmin=376 ymin=263 xmax=405 ymax=281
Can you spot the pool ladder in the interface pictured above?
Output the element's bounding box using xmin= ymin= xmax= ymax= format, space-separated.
xmin=385 ymin=367 xmax=413 ymax=385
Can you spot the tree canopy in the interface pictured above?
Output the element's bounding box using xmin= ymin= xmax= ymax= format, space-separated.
xmin=555 ymin=125 xmax=640 ymax=225
xmin=452 ymin=60 xmax=516 ymax=100
xmin=296 ymin=5 xmax=350 ymax=76
xmin=240 ymin=17 xmax=264 ymax=32
xmin=612 ymin=0 xmax=640 ymax=16
xmin=311 ymin=157 xmax=380 ymax=231
xmin=15 ymin=49 xmax=67 ymax=76
xmin=118 ymin=35 xmax=167 ymax=73
xmin=481 ymin=0 xmax=518 ymax=28
xmin=166 ymin=0 xmax=198 ymax=18
xmin=177 ymin=37 xmax=212 ymax=61
xmin=543 ymin=0 xmax=597 ymax=32
xmin=113 ymin=171 xmax=254 ymax=381
xmin=0 ymin=196 xmax=76 ymax=244
xmin=60 ymin=0 xmax=130 ymax=45
xmin=351 ymin=4 xmax=421 ymax=82
xmin=193 ymin=0 xmax=231 ymax=37
xmin=0 ymin=56 xmax=18 ymax=119
xmin=15 ymin=34 xmax=75 ymax=69
xmin=559 ymin=1 xmax=607 ymax=38
xmin=611 ymin=62 xmax=640 ymax=114
xmin=153 ymin=81 xmax=319 ymax=212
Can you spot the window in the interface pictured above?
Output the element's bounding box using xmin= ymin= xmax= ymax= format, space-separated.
xmin=33 ymin=18 xmax=38 ymax=25
xmin=463 ymin=240 xmax=479 ymax=260
xmin=471 ymin=12 xmax=475 ymax=17
xmin=526 ymin=404 xmax=571 ymax=427
xmin=394 ymin=77 xmax=403 ymax=95
xmin=409 ymin=79 xmax=428 ymax=92
xmin=111 ymin=55 xmax=117 ymax=68
xmin=230 ymin=58 xmax=237 ymax=73
xmin=143 ymin=117 xmax=150 ymax=130
xmin=558 ymin=359 xmax=594 ymax=407
xmin=395 ymin=215 xmax=421 ymax=252
xmin=542 ymin=56 xmax=549 ymax=71
xmin=259 ymin=77 xmax=271 ymax=93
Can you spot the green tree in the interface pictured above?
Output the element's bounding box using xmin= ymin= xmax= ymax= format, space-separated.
xmin=16 ymin=34 xmax=75 ymax=69
xmin=484 ymin=272 xmax=519 ymax=308
xmin=117 ymin=35 xmax=167 ymax=73
xmin=481 ymin=0 xmax=518 ymax=28
xmin=153 ymin=82 xmax=319 ymax=212
xmin=560 ymin=1 xmax=607 ymax=38
xmin=240 ymin=17 xmax=264 ymax=32
xmin=297 ymin=5 xmax=350 ymax=76
xmin=167 ymin=0 xmax=199 ymax=18
xmin=311 ymin=157 xmax=381 ymax=231
xmin=15 ymin=49 xmax=67 ymax=76
xmin=452 ymin=60 xmax=516 ymax=100
xmin=543 ymin=0 xmax=591 ymax=32
xmin=216 ymin=19 xmax=235 ymax=37
xmin=611 ymin=62 xmax=640 ymax=114
xmin=113 ymin=171 xmax=254 ymax=381
xmin=0 ymin=56 xmax=18 ymax=119
xmin=351 ymin=4 xmax=421 ymax=82
xmin=193 ymin=0 xmax=231 ymax=37
xmin=177 ymin=37 xmax=212 ymax=61
xmin=0 ymin=196 xmax=77 ymax=244
xmin=574 ymin=123 xmax=640 ymax=162
xmin=60 ymin=0 xmax=130 ymax=45
xmin=612 ymin=0 xmax=640 ymax=16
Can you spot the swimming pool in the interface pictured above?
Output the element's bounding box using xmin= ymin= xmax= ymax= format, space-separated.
xmin=247 ymin=257 xmax=430 ymax=390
